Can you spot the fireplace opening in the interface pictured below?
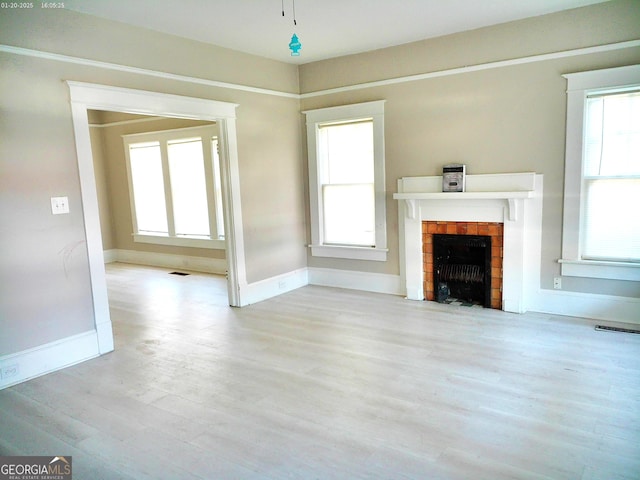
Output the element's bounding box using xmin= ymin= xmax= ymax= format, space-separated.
xmin=433 ymin=234 xmax=492 ymax=307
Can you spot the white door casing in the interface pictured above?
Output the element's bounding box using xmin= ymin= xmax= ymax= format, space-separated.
xmin=67 ymin=82 xmax=246 ymax=354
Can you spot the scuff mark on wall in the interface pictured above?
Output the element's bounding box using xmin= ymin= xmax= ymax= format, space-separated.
xmin=58 ymin=240 xmax=87 ymax=278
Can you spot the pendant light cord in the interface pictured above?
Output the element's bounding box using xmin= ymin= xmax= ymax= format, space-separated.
xmin=293 ymin=0 xmax=297 ymax=26
xmin=282 ymin=0 xmax=297 ymax=26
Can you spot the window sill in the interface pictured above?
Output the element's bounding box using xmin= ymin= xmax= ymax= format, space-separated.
xmin=559 ymin=259 xmax=640 ymax=281
xmin=309 ymin=244 xmax=388 ymax=261
xmin=134 ymin=234 xmax=225 ymax=250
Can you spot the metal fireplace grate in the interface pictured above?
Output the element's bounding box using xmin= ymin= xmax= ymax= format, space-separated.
xmin=433 ymin=234 xmax=492 ymax=308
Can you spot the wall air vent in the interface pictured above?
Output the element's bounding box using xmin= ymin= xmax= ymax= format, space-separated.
xmin=595 ymin=325 xmax=640 ymax=334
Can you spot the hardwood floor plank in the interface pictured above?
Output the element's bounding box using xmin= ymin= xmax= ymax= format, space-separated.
xmin=1 ymin=262 xmax=638 ymax=479
xmin=0 ymin=410 xmax=138 ymax=480
xmin=0 ymin=389 xmax=99 ymax=446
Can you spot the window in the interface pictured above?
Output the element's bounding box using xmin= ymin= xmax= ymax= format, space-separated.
xmin=123 ymin=125 xmax=225 ymax=249
xmin=582 ymin=91 xmax=640 ymax=261
xmin=304 ymin=101 xmax=387 ymax=261
xmin=560 ymin=65 xmax=640 ymax=280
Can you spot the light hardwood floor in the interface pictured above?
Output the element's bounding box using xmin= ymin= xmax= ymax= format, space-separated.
xmin=1 ymin=263 xmax=639 ymax=479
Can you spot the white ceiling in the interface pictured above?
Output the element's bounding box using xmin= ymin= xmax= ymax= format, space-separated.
xmin=64 ymin=0 xmax=610 ymax=65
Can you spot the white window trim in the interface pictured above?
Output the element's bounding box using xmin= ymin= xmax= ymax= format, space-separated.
xmin=123 ymin=125 xmax=225 ymax=250
xmin=132 ymin=234 xmax=225 ymax=250
xmin=561 ymin=64 xmax=640 ymax=281
xmin=304 ymin=101 xmax=388 ymax=261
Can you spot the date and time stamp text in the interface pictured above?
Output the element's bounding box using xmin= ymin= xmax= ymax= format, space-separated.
xmin=1 ymin=3 xmax=65 ymax=8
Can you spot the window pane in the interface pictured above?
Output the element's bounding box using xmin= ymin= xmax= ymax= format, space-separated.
xmin=319 ymin=120 xmax=376 ymax=246
xmin=129 ymin=143 xmax=168 ymax=234
xmin=319 ymin=121 xmax=374 ymax=184
xmin=167 ymin=138 xmax=210 ymax=237
xmin=583 ymin=178 xmax=640 ymax=261
xmin=323 ymin=184 xmax=374 ymax=246
xmin=584 ymin=92 xmax=640 ymax=176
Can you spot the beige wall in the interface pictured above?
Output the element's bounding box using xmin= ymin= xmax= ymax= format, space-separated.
xmin=299 ymin=0 xmax=640 ymax=298
xmin=0 ymin=9 xmax=306 ymax=355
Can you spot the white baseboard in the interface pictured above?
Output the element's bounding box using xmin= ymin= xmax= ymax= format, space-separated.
xmin=308 ymin=267 xmax=403 ymax=296
xmin=104 ymin=249 xmax=227 ymax=274
xmin=240 ymin=268 xmax=309 ymax=306
xmin=529 ymin=288 xmax=640 ymax=325
xmin=103 ymin=249 xmax=118 ymax=263
xmin=0 ymin=331 xmax=100 ymax=390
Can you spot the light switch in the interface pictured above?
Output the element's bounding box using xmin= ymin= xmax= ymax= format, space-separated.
xmin=51 ymin=196 xmax=70 ymax=215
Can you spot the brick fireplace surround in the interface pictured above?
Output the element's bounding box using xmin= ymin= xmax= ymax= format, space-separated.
xmin=423 ymin=221 xmax=504 ymax=309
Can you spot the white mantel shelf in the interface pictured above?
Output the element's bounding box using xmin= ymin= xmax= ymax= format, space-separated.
xmin=393 ymin=191 xmax=534 ymax=222
xmin=393 ymin=173 xmax=537 ymax=222
xmin=393 ymin=191 xmax=534 ymax=200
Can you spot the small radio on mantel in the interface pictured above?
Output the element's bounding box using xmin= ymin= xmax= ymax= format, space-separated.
xmin=442 ymin=164 xmax=466 ymax=192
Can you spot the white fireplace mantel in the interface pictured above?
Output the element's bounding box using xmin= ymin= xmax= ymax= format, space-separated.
xmin=394 ymin=172 xmax=543 ymax=313
xmin=393 ymin=190 xmax=534 ymax=222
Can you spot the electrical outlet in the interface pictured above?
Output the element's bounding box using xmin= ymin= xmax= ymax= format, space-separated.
xmin=553 ymin=277 xmax=562 ymax=290
xmin=1 ymin=364 xmax=19 ymax=380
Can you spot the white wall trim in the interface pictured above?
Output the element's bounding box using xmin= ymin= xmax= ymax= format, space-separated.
xmin=308 ymin=267 xmax=403 ymax=296
xmin=105 ymin=249 xmax=227 ymax=275
xmin=240 ymin=268 xmax=309 ymax=306
xmin=103 ymin=249 xmax=119 ymax=263
xmin=69 ymin=100 xmax=114 ymax=355
xmin=529 ymin=288 xmax=640 ymax=325
xmin=300 ymin=40 xmax=640 ymax=98
xmin=304 ymin=101 xmax=388 ymax=260
xmin=560 ymin=64 xmax=640 ymax=280
xmin=0 ymin=45 xmax=298 ymax=99
xmin=559 ymin=259 xmax=640 ymax=281
xmin=132 ymin=234 xmax=226 ymax=250
xmin=0 ymin=331 xmax=100 ymax=390
xmin=3 ymin=40 xmax=639 ymax=101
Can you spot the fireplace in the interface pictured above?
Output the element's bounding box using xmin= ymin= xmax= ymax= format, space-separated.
xmin=424 ymin=221 xmax=504 ymax=309
xmin=394 ymin=172 xmax=543 ymax=313
xmin=433 ymin=233 xmax=492 ymax=307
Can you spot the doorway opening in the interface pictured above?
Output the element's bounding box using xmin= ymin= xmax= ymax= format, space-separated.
xmin=68 ymin=82 xmax=246 ymax=355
